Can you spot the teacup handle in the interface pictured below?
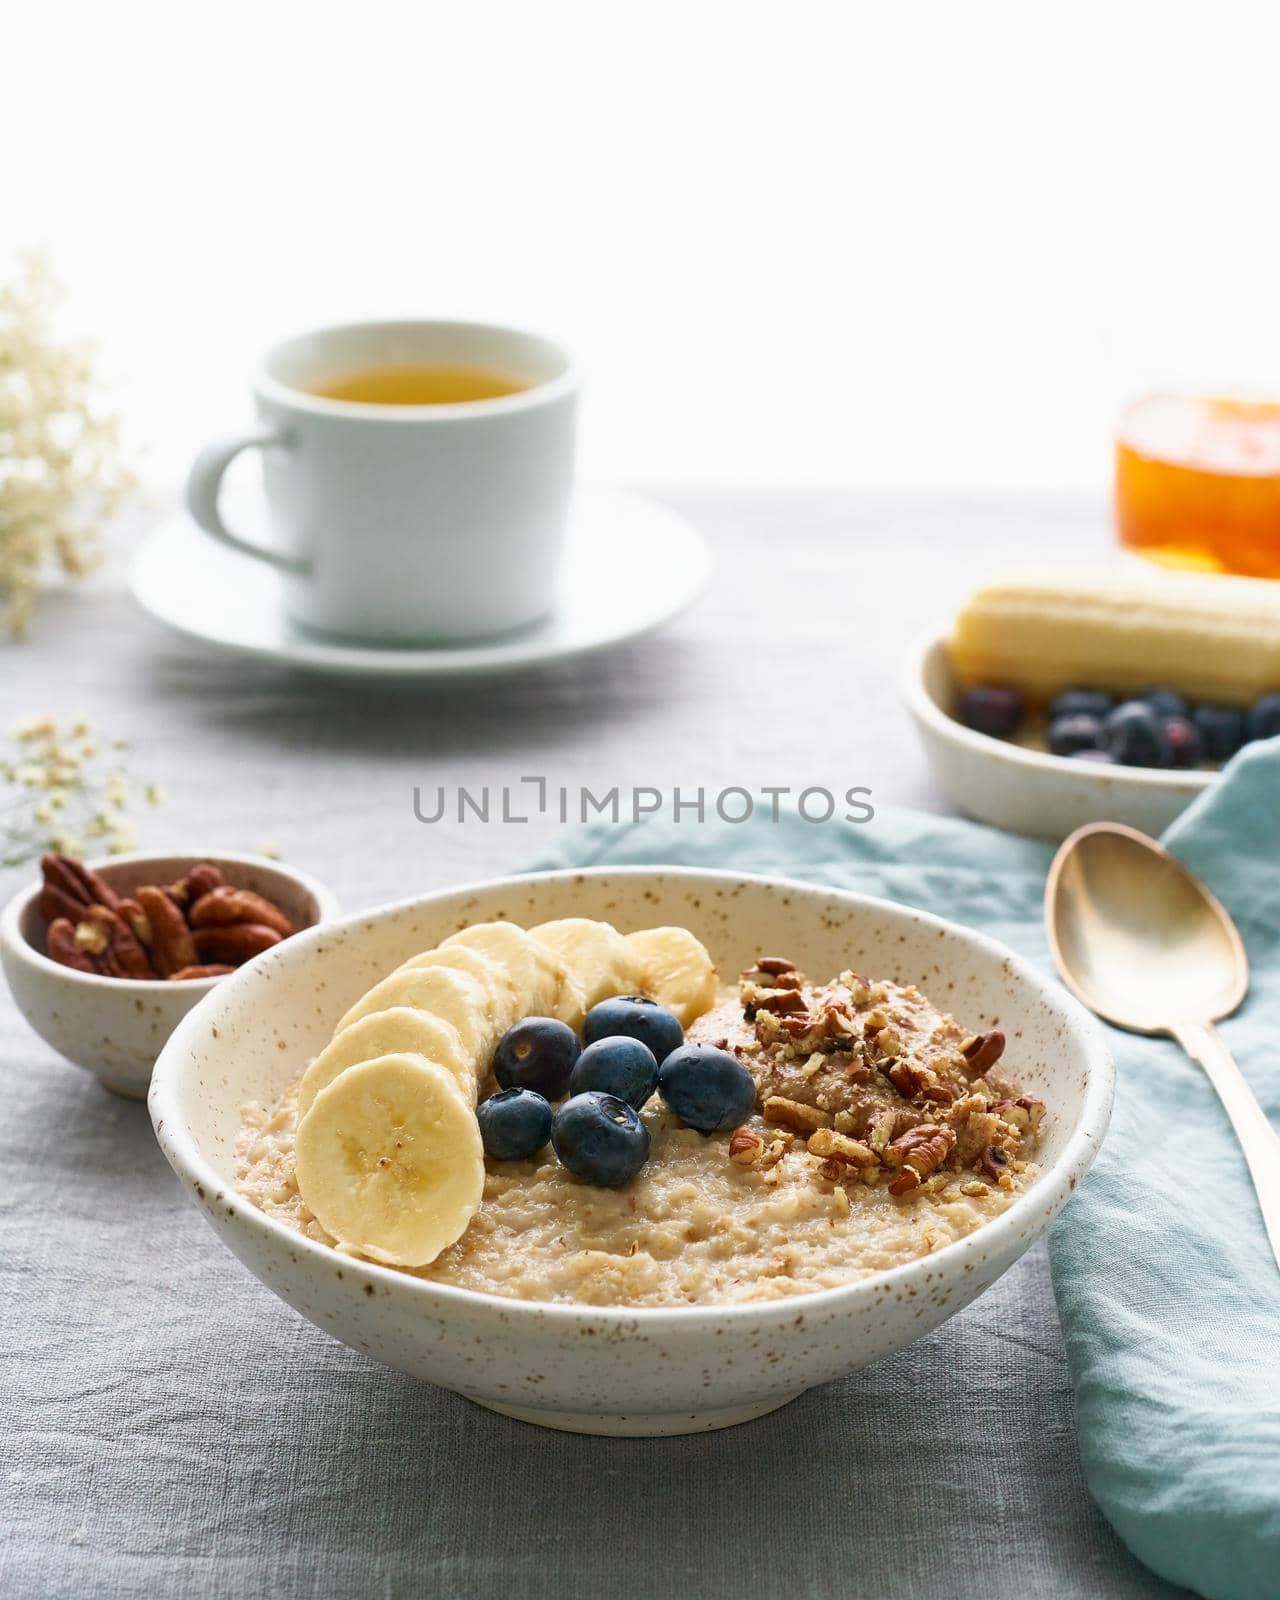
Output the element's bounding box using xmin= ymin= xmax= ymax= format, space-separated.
xmin=186 ymin=425 xmax=310 ymax=575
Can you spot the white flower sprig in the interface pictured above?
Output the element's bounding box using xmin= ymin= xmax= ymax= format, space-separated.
xmin=0 ymin=254 xmax=134 ymax=636
xmin=1 ymin=715 xmax=162 ymax=869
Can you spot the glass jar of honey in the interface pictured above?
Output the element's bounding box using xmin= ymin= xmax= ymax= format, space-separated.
xmin=1116 ymin=394 xmax=1280 ymax=577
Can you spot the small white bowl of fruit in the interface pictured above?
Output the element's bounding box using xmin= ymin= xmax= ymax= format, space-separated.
xmin=902 ymin=567 xmax=1280 ymax=840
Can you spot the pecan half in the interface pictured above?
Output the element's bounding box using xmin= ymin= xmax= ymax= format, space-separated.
xmin=46 ymin=917 xmax=100 ymax=973
xmin=752 ymin=956 xmax=797 ymax=976
xmin=174 ymin=862 xmax=226 ymax=906
xmin=189 ymin=886 xmax=294 ymax=939
xmin=886 ymin=1123 xmax=957 ymax=1195
xmin=74 ymin=904 xmax=155 ymax=979
xmin=38 ymin=853 xmax=122 ymax=924
xmin=193 ymin=922 xmax=283 ymax=964
xmin=136 ymin=884 xmax=198 ymax=977
xmin=961 ymin=1030 xmax=1006 ymax=1075
xmin=168 ymin=963 xmax=235 ymax=981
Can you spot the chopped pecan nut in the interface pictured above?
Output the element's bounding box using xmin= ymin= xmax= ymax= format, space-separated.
xmin=728 ymin=1126 xmax=765 ymax=1165
xmin=758 ymin=1133 xmax=793 ymax=1168
xmin=753 ymin=956 xmax=797 ymax=976
xmin=821 ymin=1002 xmax=857 ymax=1040
xmin=762 ymin=1095 xmax=832 ymax=1132
xmin=978 ymin=1145 xmax=1011 ymax=1183
xmin=961 ymin=1030 xmax=1006 ymax=1075
xmin=807 ymin=1128 xmax=877 ymax=1167
xmin=865 ymin=1107 xmax=901 ymax=1152
xmin=991 ymin=1096 xmax=1045 ymax=1134
xmin=887 ymin=1058 xmax=933 ymax=1098
xmin=751 ymin=987 xmax=807 ymax=1014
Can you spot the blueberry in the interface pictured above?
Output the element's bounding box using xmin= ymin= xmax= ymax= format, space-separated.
xmin=1247 ymin=692 xmax=1280 ymax=743
xmin=477 ymin=1088 xmax=553 ymax=1161
xmin=1049 ymin=688 xmax=1114 ymax=722
xmin=1192 ymin=705 xmax=1246 ymax=763
xmin=1162 ymin=715 xmax=1203 ymax=769
xmin=1142 ymin=687 xmax=1187 ymax=718
xmin=1069 ymin=749 xmax=1117 ymax=764
xmin=583 ymin=996 xmax=684 ymax=1064
xmin=959 ymin=686 xmax=1024 ymax=739
xmin=1047 ymin=713 xmax=1102 ymax=758
xmin=569 ymin=1036 xmax=659 ymax=1108
xmin=551 ymin=1092 xmax=650 ymax=1186
xmin=1101 ymin=702 xmax=1172 ymax=768
xmin=658 ymin=1043 xmax=757 ymax=1133
xmin=493 ymin=1017 xmax=580 ymax=1100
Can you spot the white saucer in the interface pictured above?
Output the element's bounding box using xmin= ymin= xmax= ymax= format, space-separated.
xmin=128 ymin=490 xmax=711 ymax=680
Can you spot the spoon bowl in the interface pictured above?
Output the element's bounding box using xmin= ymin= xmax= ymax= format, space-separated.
xmin=1046 ymin=821 xmax=1279 ymax=1271
xmin=1045 ymin=823 xmax=1247 ymax=1034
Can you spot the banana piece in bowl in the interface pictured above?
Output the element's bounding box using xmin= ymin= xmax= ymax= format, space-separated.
xmin=530 ymin=918 xmax=639 ymax=1023
xmin=441 ymin=921 xmax=573 ymax=1022
xmin=294 ymin=1053 xmax=484 ymax=1268
xmin=393 ymin=943 xmax=522 ymax=1037
xmin=335 ymin=963 xmax=496 ymax=1061
xmin=624 ymin=926 xmax=718 ymax=1025
xmin=297 ymin=1006 xmax=473 ymax=1116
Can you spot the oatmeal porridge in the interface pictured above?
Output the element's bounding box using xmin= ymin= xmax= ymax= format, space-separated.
xmin=237 ymin=921 xmax=1045 ymax=1308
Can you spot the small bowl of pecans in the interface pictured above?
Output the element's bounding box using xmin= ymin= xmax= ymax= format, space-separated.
xmin=0 ymin=851 xmax=339 ymax=1100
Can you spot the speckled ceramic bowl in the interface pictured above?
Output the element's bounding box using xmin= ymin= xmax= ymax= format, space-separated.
xmin=0 ymin=851 xmax=339 ymax=1099
xmin=149 ymin=867 xmax=1113 ymax=1436
xmin=903 ymin=635 xmax=1216 ymax=840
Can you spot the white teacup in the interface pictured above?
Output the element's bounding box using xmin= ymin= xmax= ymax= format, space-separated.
xmin=186 ymin=320 xmax=578 ymax=646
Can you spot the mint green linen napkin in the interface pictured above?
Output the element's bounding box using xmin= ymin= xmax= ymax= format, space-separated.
xmin=526 ymin=743 xmax=1280 ymax=1600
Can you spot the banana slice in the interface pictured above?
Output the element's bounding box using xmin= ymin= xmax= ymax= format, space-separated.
xmin=531 ymin=918 xmax=640 ymax=1020
xmin=295 ymin=1053 xmax=483 ymax=1268
xmin=392 ymin=944 xmax=521 ymax=1036
xmin=442 ymin=922 xmax=567 ymax=1020
xmin=335 ymin=964 xmax=494 ymax=1059
xmin=625 ymin=926 xmax=718 ymax=1025
xmin=298 ymin=1007 xmax=473 ymax=1116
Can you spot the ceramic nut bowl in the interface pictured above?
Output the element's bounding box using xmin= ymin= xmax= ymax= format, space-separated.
xmin=0 ymin=851 xmax=340 ymax=1100
xmin=148 ymin=867 xmax=1113 ymax=1437
xmin=902 ymin=635 xmax=1216 ymax=841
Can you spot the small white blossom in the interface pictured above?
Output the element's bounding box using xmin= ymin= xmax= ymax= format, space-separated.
xmin=0 ymin=255 xmax=134 ymax=636
xmin=0 ymin=716 xmax=160 ymax=868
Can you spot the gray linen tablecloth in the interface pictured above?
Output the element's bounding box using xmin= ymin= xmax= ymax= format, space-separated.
xmin=1 ymin=492 xmax=1189 ymax=1599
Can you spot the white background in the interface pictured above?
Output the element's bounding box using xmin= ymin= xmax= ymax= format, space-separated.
xmin=6 ymin=0 xmax=1280 ymax=495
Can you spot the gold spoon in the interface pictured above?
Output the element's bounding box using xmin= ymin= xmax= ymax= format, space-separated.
xmin=1046 ymin=820 xmax=1280 ymax=1270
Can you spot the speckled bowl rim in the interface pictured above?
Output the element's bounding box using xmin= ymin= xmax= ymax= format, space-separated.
xmin=150 ymin=865 xmax=1115 ymax=1328
xmin=902 ymin=633 xmax=1219 ymax=796
xmin=0 ymin=849 xmax=342 ymax=995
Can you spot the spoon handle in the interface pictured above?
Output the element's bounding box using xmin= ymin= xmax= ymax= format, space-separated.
xmin=1172 ymin=1020 xmax=1280 ymax=1272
